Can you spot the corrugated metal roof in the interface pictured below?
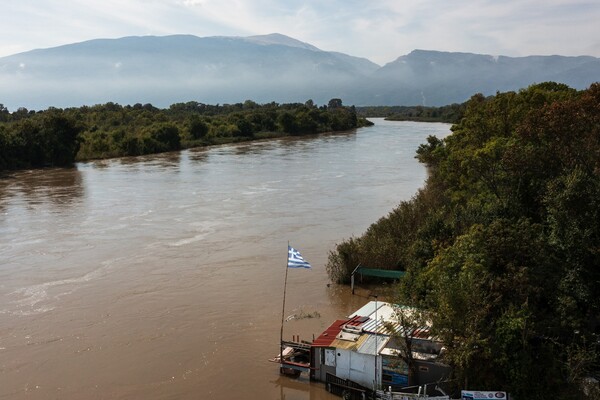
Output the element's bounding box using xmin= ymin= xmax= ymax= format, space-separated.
xmin=349 ymin=301 xmax=379 ymax=318
xmin=351 ymin=302 xmax=400 ymax=335
xmin=357 ymin=334 xmax=390 ymax=355
xmin=312 ymin=319 xmax=348 ymax=348
xmin=360 ymin=317 xmax=399 ymax=335
xmin=328 ymin=333 xmax=390 ymax=355
xmin=346 ymin=316 xmax=369 ymax=326
xmin=331 ymin=334 xmax=366 ymax=351
xmin=313 ymin=302 xmax=439 ymax=356
xmin=349 ymin=302 xmax=396 ymax=322
xmin=348 ymin=301 xmax=435 ymax=339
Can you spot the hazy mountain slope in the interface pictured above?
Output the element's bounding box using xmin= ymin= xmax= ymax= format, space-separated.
xmin=243 ymin=33 xmax=321 ymax=51
xmin=364 ymin=50 xmax=600 ymax=105
xmin=0 ymin=34 xmax=373 ymax=109
xmin=0 ymin=35 xmax=598 ymax=109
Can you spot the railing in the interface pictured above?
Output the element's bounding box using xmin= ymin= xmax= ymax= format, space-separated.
xmin=326 ymin=373 xmax=372 ymax=400
xmin=375 ymin=389 xmax=449 ymax=400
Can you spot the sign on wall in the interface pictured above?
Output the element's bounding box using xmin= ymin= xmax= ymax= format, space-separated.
xmin=325 ymin=349 xmax=336 ymax=367
xmin=382 ymin=355 xmax=409 ymax=386
xmin=461 ymin=390 xmax=507 ymax=400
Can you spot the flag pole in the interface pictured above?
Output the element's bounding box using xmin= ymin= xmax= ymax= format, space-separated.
xmin=280 ymin=242 xmax=290 ymax=370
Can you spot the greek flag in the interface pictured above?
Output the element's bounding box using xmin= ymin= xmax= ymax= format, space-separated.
xmin=288 ymin=245 xmax=312 ymax=269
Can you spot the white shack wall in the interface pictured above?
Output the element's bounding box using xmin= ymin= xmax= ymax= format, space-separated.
xmin=313 ymin=347 xmax=337 ymax=382
xmin=335 ymin=348 xmax=378 ymax=389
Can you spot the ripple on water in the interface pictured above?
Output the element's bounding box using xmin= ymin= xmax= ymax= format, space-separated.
xmin=2 ymin=257 xmax=123 ymax=316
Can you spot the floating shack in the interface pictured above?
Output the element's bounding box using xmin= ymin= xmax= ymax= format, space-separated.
xmin=273 ymin=301 xmax=451 ymax=397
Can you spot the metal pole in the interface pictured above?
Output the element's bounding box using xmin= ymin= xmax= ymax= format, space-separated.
xmin=350 ymin=264 xmax=361 ymax=295
xmin=375 ymin=295 xmax=378 ymax=390
xmin=369 ymin=294 xmax=378 ymax=393
xmin=280 ymin=243 xmax=291 ymax=371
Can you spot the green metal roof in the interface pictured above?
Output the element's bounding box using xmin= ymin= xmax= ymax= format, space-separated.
xmin=355 ymin=267 xmax=406 ymax=279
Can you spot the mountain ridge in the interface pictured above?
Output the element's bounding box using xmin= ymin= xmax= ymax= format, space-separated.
xmin=1 ymin=33 xmax=598 ymax=110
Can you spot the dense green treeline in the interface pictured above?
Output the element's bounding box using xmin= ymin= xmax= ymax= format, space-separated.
xmin=356 ymin=103 xmax=465 ymax=123
xmin=0 ymin=98 xmax=369 ymax=170
xmin=328 ymin=82 xmax=600 ymax=399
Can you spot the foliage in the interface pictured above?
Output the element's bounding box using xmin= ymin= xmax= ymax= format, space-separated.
xmin=0 ymin=99 xmax=367 ymax=170
xmin=0 ymin=109 xmax=83 ymax=169
xmin=357 ymin=103 xmax=466 ymax=123
xmin=327 ymin=82 xmax=600 ymax=399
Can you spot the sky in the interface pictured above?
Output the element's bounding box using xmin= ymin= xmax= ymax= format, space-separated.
xmin=1 ymin=0 xmax=599 ymax=65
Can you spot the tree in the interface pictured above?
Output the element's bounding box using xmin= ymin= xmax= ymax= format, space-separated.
xmin=277 ymin=111 xmax=298 ymax=134
xmin=383 ymin=306 xmax=430 ymax=386
xmin=189 ymin=117 xmax=209 ymax=139
xmin=235 ymin=117 xmax=254 ymax=137
xmin=328 ymin=98 xmax=343 ymax=109
xmin=421 ymin=219 xmax=564 ymax=397
xmin=327 ymin=83 xmax=600 ymax=399
xmin=41 ymin=111 xmax=84 ymax=166
xmin=415 ymin=135 xmax=445 ymax=167
xmin=0 ymin=104 xmax=9 ymax=122
xmin=150 ymin=123 xmax=180 ymax=151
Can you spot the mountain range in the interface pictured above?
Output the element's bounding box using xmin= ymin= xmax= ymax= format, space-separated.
xmin=1 ymin=33 xmax=599 ymax=110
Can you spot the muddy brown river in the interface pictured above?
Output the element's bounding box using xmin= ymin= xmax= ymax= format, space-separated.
xmin=0 ymin=119 xmax=450 ymax=399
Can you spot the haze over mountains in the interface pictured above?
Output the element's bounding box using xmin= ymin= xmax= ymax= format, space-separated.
xmin=1 ymin=33 xmax=599 ymax=110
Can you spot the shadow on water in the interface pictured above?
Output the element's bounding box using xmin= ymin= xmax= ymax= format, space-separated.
xmin=227 ymin=130 xmax=359 ymax=157
xmin=122 ymin=151 xmax=182 ymax=171
xmin=0 ymin=167 xmax=84 ymax=211
xmin=84 ymin=151 xmax=182 ymax=171
xmin=272 ymin=376 xmax=338 ymax=400
xmin=277 ymin=130 xmax=358 ymax=148
xmin=186 ymin=148 xmax=210 ymax=163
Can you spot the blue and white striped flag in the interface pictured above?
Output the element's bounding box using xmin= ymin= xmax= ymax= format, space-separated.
xmin=288 ymin=245 xmax=312 ymax=269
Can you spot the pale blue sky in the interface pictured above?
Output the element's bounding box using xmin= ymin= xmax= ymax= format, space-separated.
xmin=1 ymin=0 xmax=599 ymax=65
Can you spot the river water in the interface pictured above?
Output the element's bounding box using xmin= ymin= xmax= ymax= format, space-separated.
xmin=0 ymin=119 xmax=450 ymax=399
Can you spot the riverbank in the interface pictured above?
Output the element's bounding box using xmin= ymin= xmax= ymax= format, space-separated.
xmin=0 ymin=99 xmax=372 ymax=171
xmin=356 ymin=104 xmax=465 ymax=124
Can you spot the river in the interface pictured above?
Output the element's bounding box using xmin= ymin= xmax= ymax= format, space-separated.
xmin=0 ymin=119 xmax=450 ymax=399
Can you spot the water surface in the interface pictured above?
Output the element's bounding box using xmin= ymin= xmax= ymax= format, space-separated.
xmin=0 ymin=119 xmax=450 ymax=399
